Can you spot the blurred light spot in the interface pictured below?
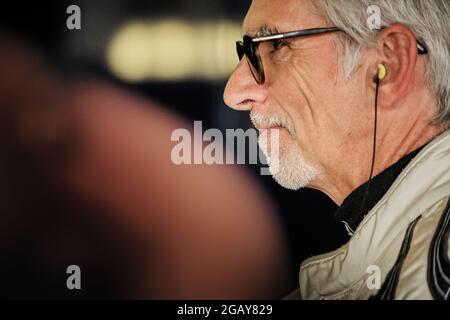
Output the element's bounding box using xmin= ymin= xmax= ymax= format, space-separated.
xmin=107 ymin=19 xmax=242 ymax=82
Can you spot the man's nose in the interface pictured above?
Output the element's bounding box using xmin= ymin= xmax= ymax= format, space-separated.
xmin=223 ymin=59 xmax=268 ymax=111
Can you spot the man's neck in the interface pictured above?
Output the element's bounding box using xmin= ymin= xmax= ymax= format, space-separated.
xmin=316 ymin=119 xmax=445 ymax=206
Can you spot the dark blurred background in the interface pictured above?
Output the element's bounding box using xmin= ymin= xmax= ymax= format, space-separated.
xmin=0 ymin=0 xmax=348 ymax=292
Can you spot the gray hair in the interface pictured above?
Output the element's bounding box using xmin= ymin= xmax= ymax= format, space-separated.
xmin=313 ymin=0 xmax=450 ymax=126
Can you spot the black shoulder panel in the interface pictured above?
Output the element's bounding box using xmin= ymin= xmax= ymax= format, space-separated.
xmin=427 ymin=197 xmax=450 ymax=300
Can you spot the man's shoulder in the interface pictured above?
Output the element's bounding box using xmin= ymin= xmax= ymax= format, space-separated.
xmin=376 ymin=196 xmax=450 ymax=300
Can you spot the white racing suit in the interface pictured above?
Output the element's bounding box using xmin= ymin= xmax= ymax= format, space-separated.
xmin=299 ymin=130 xmax=450 ymax=300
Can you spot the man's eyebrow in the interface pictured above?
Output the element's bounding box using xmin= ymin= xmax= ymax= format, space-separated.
xmin=246 ymin=24 xmax=280 ymax=38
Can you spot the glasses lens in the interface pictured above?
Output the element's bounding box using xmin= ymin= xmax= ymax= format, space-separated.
xmin=236 ymin=42 xmax=245 ymax=60
xmin=243 ymin=36 xmax=264 ymax=84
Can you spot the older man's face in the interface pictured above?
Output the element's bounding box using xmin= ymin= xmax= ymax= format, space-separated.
xmin=224 ymin=0 xmax=370 ymax=193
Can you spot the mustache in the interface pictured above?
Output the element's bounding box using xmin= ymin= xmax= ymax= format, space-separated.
xmin=250 ymin=112 xmax=295 ymax=135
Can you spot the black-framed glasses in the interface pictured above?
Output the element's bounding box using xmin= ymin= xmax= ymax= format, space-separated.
xmin=236 ymin=27 xmax=428 ymax=85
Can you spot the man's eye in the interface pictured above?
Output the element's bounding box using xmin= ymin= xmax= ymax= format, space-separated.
xmin=271 ymin=40 xmax=287 ymax=51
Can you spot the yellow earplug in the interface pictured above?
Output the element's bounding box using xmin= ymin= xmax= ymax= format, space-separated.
xmin=377 ymin=64 xmax=387 ymax=80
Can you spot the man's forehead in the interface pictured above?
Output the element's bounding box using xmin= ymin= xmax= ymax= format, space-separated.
xmin=243 ymin=0 xmax=323 ymax=36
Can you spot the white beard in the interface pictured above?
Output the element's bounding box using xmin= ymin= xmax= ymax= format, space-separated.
xmin=252 ymin=113 xmax=317 ymax=190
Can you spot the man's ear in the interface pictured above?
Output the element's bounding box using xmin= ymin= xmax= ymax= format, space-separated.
xmin=374 ymin=23 xmax=419 ymax=107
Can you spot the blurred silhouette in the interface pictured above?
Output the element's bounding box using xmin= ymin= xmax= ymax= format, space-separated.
xmin=0 ymin=36 xmax=290 ymax=299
